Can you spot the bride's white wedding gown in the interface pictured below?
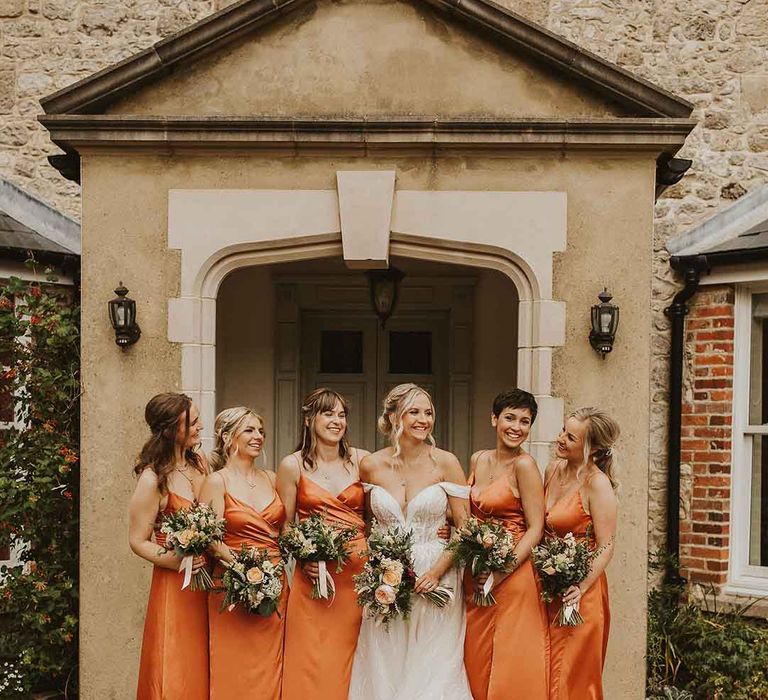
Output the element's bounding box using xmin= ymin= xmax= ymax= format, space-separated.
xmin=348 ymin=482 xmax=473 ymax=700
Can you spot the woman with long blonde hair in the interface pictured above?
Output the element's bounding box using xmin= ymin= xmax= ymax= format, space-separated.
xmin=543 ymin=407 xmax=619 ymax=700
xmin=129 ymin=393 xmax=209 ymax=700
xmin=348 ymin=383 xmax=472 ymax=700
xmin=200 ymin=407 xmax=287 ymax=700
xmin=277 ymin=388 xmax=369 ymax=700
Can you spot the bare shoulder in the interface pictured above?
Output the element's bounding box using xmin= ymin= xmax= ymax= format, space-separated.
xmin=469 ymin=450 xmax=486 ymax=475
xmin=277 ymin=452 xmax=301 ymax=479
xmin=352 ymin=447 xmax=371 ymax=463
xmin=197 ymin=451 xmax=211 ymax=475
xmin=136 ymin=466 xmax=160 ymax=491
xmin=514 ymin=452 xmax=540 ymax=477
xmin=585 ymin=469 xmax=615 ymax=498
xmin=434 ymin=448 xmax=465 ymax=482
xmin=543 ymin=459 xmax=559 ymax=481
xmin=203 ymin=469 xmax=226 ymax=493
xmin=360 ymin=449 xmax=390 ymax=479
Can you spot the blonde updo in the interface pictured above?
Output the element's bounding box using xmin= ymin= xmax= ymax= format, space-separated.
xmin=569 ymin=406 xmax=620 ymax=492
xmin=209 ymin=406 xmax=264 ymax=471
xmin=378 ymin=383 xmax=437 ymax=467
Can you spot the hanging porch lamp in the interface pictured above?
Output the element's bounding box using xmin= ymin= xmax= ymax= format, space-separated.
xmin=589 ymin=288 xmax=619 ymax=357
xmin=108 ymin=282 xmax=141 ymax=347
xmin=366 ymin=267 xmax=405 ymax=328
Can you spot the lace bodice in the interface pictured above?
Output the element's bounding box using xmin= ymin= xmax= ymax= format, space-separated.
xmin=365 ymin=482 xmax=469 ymax=546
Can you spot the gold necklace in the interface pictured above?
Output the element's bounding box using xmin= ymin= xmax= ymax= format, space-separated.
xmin=245 ymin=468 xmax=263 ymax=489
xmin=174 ymin=465 xmax=195 ymax=490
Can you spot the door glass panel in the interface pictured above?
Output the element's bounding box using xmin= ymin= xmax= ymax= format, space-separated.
xmin=320 ymin=330 xmax=363 ymax=374
xmin=389 ymin=331 xmax=432 ymax=374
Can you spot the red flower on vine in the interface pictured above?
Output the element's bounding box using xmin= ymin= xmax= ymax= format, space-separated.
xmin=0 ymin=297 xmax=12 ymax=309
xmin=29 ymin=286 xmax=42 ymax=299
xmin=63 ymin=491 xmax=73 ymax=500
xmin=30 ymin=315 xmax=42 ymax=325
xmin=2 ymin=368 xmax=16 ymax=380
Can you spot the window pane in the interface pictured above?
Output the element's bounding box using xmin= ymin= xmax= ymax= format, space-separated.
xmin=750 ymin=435 xmax=768 ymax=566
xmin=750 ymin=294 xmax=768 ymax=566
xmin=320 ymin=331 xmax=363 ymax=374
xmin=389 ymin=331 xmax=432 ymax=374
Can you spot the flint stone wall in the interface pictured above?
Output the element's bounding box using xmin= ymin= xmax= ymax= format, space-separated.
xmin=1 ymin=0 xmax=767 ymax=562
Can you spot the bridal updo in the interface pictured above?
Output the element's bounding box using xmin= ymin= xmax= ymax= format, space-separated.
xmin=209 ymin=406 xmax=263 ymax=471
xmin=570 ymin=406 xmax=620 ymax=492
xmin=378 ymin=383 xmax=437 ymax=467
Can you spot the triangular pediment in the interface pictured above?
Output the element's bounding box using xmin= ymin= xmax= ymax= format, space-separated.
xmin=40 ymin=0 xmax=692 ymax=120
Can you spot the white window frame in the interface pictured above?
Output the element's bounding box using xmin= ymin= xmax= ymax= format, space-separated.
xmin=727 ymin=281 xmax=768 ymax=595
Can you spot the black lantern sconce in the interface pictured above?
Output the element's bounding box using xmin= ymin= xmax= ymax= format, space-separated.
xmin=589 ymin=288 xmax=619 ymax=358
xmin=366 ymin=267 xmax=405 ymax=328
xmin=108 ymin=282 xmax=141 ymax=348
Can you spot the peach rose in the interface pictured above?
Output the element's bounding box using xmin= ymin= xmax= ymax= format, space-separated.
xmin=542 ymin=564 xmax=556 ymax=576
xmin=481 ymin=533 xmax=496 ymax=549
xmin=176 ymin=529 xmax=194 ymax=547
xmin=246 ymin=567 xmax=264 ymax=584
xmin=382 ymin=568 xmax=402 ymax=587
xmin=374 ymin=584 xmax=397 ymax=606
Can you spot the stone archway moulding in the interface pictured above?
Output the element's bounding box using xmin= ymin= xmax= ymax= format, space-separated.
xmin=167 ymin=180 xmax=567 ymax=468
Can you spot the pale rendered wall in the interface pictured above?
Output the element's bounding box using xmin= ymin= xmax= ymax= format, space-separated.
xmin=79 ymin=148 xmax=654 ymax=698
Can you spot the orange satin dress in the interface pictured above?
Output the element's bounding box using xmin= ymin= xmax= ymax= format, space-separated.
xmin=545 ymin=486 xmax=610 ymax=700
xmin=463 ymin=474 xmax=549 ymax=700
xmin=208 ymin=489 xmax=288 ymax=700
xmin=137 ymin=491 xmax=209 ymax=700
xmin=282 ymin=472 xmax=367 ymax=700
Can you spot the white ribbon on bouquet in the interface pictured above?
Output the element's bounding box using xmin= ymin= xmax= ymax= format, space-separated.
xmin=561 ymin=600 xmax=579 ymax=624
xmin=317 ymin=560 xmax=336 ymax=602
xmin=179 ymin=555 xmax=193 ymax=590
xmin=482 ymin=572 xmax=495 ymax=598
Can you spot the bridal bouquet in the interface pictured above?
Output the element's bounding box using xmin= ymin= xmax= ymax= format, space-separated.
xmin=219 ymin=545 xmax=285 ymax=617
xmin=531 ymin=531 xmax=593 ymax=626
xmin=279 ymin=511 xmax=359 ymax=601
xmin=354 ymin=522 xmax=453 ymax=628
xmin=447 ymin=516 xmax=517 ymax=606
xmin=158 ymin=502 xmax=226 ymax=591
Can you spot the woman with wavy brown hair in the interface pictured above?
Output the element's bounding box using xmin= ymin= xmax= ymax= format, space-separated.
xmin=128 ymin=392 xmax=209 ymax=700
xmin=277 ymin=388 xmax=369 ymax=700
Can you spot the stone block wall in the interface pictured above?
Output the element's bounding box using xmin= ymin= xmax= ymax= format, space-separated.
xmin=0 ymin=0 xmax=767 ymax=561
xmin=679 ymin=285 xmax=735 ymax=585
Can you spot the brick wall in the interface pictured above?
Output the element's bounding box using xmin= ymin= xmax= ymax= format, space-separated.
xmin=680 ymin=284 xmax=735 ymax=585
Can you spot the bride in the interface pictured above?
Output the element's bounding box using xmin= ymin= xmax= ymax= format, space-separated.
xmin=348 ymin=383 xmax=473 ymax=700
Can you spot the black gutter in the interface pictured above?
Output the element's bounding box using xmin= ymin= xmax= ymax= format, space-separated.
xmin=664 ymin=254 xmax=708 ymax=582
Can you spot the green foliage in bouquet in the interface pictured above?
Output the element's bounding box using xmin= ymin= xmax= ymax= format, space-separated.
xmin=647 ymin=551 xmax=768 ymax=700
xmin=219 ymin=545 xmax=285 ymax=617
xmin=354 ymin=522 xmax=417 ymax=627
xmin=0 ymin=270 xmax=80 ymax=697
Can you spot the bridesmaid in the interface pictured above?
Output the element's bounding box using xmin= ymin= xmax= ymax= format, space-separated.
xmin=129 ymin=392 xmax=209 ymax=700
xmin=277 ymin=388 xmax=369 ymax=700
xmin=544 ymin=407 xmax=619 ymax=700
xmin=464 ymin=389 xmax=548 ymax=700
xmin=200 ymin=407 xmax=287 ymax=700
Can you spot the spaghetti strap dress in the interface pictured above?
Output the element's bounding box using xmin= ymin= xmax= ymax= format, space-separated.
xmin=208 ymin=481 xmax=287 ymax=700
xmin=136 ymin=491 xmax=209 ymax=700
xmin=545 ymin=476 xmax=610 ymax=700
xmin=281 ymin=455 xmax=367 ymax=700
xmin=464 ymin=471 xmax=549 ymax=699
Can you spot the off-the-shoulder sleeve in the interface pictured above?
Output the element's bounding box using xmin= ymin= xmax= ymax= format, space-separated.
xmin=438 ymin=482 xmax=470 ymax=499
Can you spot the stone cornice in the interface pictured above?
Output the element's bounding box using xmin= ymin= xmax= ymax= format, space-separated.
xmin=38 ymin=0 xmax=693 ymax=119
xmin=40 ymin=115 xmax=697 ymax=155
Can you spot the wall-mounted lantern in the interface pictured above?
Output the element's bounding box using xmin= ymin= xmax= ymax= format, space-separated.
xmin=589 ymin=288 xmax=619 ymax=357
xmin=108 ymin=282 xmax=141 ymax=348
xmin=366 ymin=267 xmax=405 ymax=328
